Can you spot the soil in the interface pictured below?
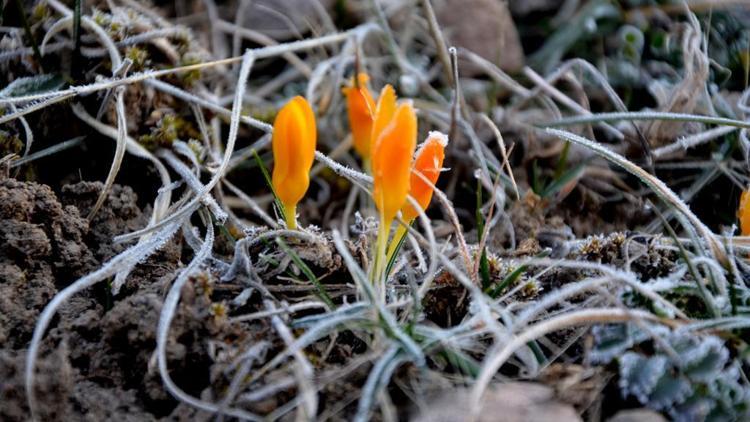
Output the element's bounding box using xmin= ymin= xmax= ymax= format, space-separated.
xmin=0 ymin=177 xmax=247 ymax=421
xmin=0 ymin=178 xmax=94 ymax=349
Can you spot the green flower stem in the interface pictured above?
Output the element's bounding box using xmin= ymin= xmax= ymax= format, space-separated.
xmin=372 ymin=217 xmax=391 ymax=298
xmin=284 ymin=203 xmax=297 ymax=230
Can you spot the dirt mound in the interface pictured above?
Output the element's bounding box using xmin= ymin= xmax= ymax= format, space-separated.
xmin=0 ymin=178 xmax=196 ymax=419
xmin=0 ymin=348 xmax=73 ymax=422
xmin=0 ymin=179 xmax=94 ymax=348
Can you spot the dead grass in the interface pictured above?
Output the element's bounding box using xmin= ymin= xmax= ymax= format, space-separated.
xmin=1 ymin=0 xmax=749 ymax=421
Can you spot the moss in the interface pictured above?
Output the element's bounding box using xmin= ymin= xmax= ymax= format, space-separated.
xmin=209 ymin=302 xmax=227 ymax=321
xmin=138 ymin=114 xmax=180 ymax=149
xmin=520 ymin=279 xmax=540 ymax=298
xmin=31 ymin=3 xmax=49 ymax=23
xmin=138 ymin=114 xmax=201 ymax=150
xmin=91 ymin=8 xmax=128 ymax=41
xmin=187 ymin=138 xmax=205 ymax=163
xmin=179 ymin=53 xmax=202 ymax=87
xmin=91 ymin=8 xmax=110 ymax=28
xmin=192 ymin=272 xmax=214 ymax=297
xmin=125 ymin=46 xmax=149 ymax=71
xmin=0 ymin=130 xmax=24 ymax=157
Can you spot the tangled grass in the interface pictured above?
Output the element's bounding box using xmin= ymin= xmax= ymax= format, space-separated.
xmin=1 ymin=0 xmax=750 ymax=420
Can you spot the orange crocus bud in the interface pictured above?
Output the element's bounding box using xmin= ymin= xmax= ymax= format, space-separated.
xmin=401 ymin=131 xmax=448 ymax=222
xmin=342 ymin=73 xmax=376 ymax=160
xmin=271 ymin=96 xmax=316 ymax=230
xmin=371 ymin=101 xmax=418 ymax=225
xmin=370 ymin=84 xmax=397 ymax=158
xmin=739 ymin=190 xmax=750 ymax=236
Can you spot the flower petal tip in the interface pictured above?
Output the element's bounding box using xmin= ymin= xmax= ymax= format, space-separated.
xmin=427 ymin=131 xmax=449 ymax=147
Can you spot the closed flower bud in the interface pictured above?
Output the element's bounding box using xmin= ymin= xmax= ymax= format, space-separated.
xmin=342 ymin=73 xmax=376 ymax=160
xmin=272 ymin=96 xmax=316 ymax=230
xmin=370 ymin=84 xmax=397 ymax=158
xmin=401 ymin=131 xmax=448 ymax=222
xmin=371 ymin=101 xmax=417 ymax=225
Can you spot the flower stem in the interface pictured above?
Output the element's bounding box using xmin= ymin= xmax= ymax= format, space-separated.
xmin=284 ymin=203 xmax=297 ymax=230
xmin=372 ymin=217 xmax=391 ymax=300
xmin=362 ymin=158 xmax=372 ymax=175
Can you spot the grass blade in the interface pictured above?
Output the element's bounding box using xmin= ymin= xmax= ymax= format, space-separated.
xmin=543 ymin=111 xmax=750 ymax=130
xmin=252 ymin=149 xmax=285 ymax=222
xmin=276 ymin=237 xmax=335 ymax=310
xmin=540 ymin=158 xmax=589 ymax=198
xmin=72 ymin=0 xmax=82 ymax=77
xmin=384 ymin=223 xmax=410 ymax=278
xmin=9 ymin=0 xmax=45 ymax=72
xmin=476 ymin=177 xmax=491 ymax=289
xmin=486 ymin=250 xmax=549 ymax=298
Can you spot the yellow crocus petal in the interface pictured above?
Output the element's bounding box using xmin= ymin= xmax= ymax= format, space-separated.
xmin=342 ymin=73 xmax=376 ymax=159
xmin=370 ymin=84 xmax=397 ymax=158
xmin=371 ymin=101 xmax=418 ymax=224
xmin=401 ymin=131 xmax=448 ymax=222
xmin=739 ymin=190 xmax=750 ymax=236
xmin=271 ymin=96 xmax=317 ymax=229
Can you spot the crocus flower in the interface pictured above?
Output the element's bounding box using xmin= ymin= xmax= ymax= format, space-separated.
xmin=739 ymin=189 xmax=750 ymax=236
xmin=342 ymin=73 xmax=376 ymax=162
xmin=386 ymin=131 xmax=448 ymax=264
xmin=400 ymin=131 xmax=448 ymax=222
xmin=272 ymin=96 xmax=316 ymax=230
xmin=370 ymin=94 xmax=417 ymax=284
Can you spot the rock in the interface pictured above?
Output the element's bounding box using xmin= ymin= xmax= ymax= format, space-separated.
xmin=436 ymin=0 xmax=525 ymax=74
xmin=539 ymin=363 xmax=608 ymax=413
xmin=239 ymin=0 xmax=336 ymax=38
xmin=412 ymin=382 xmax=582 ymax=422
xmin=509 ymin=0 xmax=560 ymax=17
xmin=607 ymin=409 xmax=667 ymax=422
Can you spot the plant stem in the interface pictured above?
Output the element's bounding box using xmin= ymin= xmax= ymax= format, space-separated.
xmin=372 ymin=217 xmax=391 ymax=300
xmin=72 ymin=0 xmax=82 ymax=78
xmin=12 ymin=0 xmax=45 ymax=73
xmin=284 ymin=203 xmax=297 ymax=230
xmin=362 ymin=158 xmax=372 ymax=175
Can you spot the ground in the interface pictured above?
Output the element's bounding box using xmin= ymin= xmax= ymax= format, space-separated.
xmin=1 ymin=1 xmax=749 ymax=421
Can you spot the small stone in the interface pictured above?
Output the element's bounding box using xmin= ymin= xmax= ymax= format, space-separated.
xmin=240 ymin=0 xmax=335 ymax=38
xmin=436 ymin=0 xmax=525 ymax=75
xmin=607 ymin=409 xmax=667 ymax=422
xmin=412 ymin=382 xmax=581 ymax=422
